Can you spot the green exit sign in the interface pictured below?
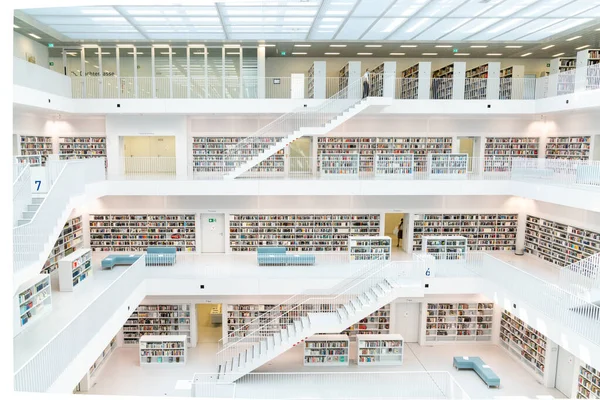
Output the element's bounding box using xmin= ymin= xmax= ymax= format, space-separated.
xmin=547 ymin=63 xmax=551 ymax=67
xmin=453 ymin=48 xmax=458 ymax=53
xmin=49 ymin=61 xmax=54 ymax=66
xmin=48 ymin=43 xmax=54 ymax=48
xmin=208 ymin=218 xmax=216 ymax=223
xmin=280 ymin=51 xmax=286 ymax=56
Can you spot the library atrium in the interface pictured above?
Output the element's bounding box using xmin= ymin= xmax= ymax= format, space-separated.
xmin=9 ymin=0 xmax=600 ymax=399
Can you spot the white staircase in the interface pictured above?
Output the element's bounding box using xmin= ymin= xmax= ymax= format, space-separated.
xmin=223 ymin=81 xmax=392 ymax=179
xmin=216 ymin=261 xmax=423 ymax=382
xmin=16 ymin=195 xmax=45 ymax=226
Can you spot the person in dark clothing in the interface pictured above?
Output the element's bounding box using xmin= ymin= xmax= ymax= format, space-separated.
xmin=396 ymin=218 xmax=404 ymax=247
xmin=362 ymin=68 xmax=370 ymax=98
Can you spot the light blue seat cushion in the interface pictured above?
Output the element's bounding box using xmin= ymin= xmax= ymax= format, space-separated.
xmin=257 ymin=253 xmax=316 ymax=266
xmin=147 ymin=246 xmax=177 ymax=254
xmin=146 ymin=246 xmax=177 ymax=265
xmin=453 ymin=356 xmax=500 ymax=388
xmin=101 ymin=254 xmax=142 ymax=270
xmin=257 ymin=247 xmax=287 ymax=254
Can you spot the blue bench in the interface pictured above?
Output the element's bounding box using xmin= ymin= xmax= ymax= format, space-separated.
xmin=453 ymin=356 xmax=500 ymax=389
xmin=257 ymin=247 xmax=316 ymax=266
xmin=101 ymin=254 xmax=142 ymax=270
xmin=146 ymin=246 xmax=177 ymax=266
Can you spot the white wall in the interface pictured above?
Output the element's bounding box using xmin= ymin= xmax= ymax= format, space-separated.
xmin=13 ymin=32 xmax=49 ymax=68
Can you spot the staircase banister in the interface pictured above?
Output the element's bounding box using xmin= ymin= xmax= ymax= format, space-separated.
xmin=13 ymin=163 xmax=30 ymax=185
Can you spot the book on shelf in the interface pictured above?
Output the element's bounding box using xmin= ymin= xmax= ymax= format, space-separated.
xmin=59 ymin=137 xmax=107 ymax=160
xmin=19 ymin=135 xmax=53 ymax=165
xmin=58 ymin=248 xmax=93 ymax=292
xmin=16 ymin=274 xmax=52 ymax=331
xmin=544 ymin=136 xmax=590 ymax=161
xmin=500 ymin=310 xmax=547 ymax=379
xmin=343 ymin=304 xmax=391 ymax=337
xmin=139 ymin=335 xmax=187 ymax=366
xmin=425 ymin=302 xmax=493 ymax=342
xmin=304 ymin=335 xmax=349 ymax=366
xmin=43 ymin=215 xmax=83 ymax=274
xmin=123 ymin=304 xmax=192 ymax=346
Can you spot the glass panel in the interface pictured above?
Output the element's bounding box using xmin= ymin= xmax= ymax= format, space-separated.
xmin=242 ymin=48 xmax=258 ymax=99
xmin=224 ymin=47 xmax=240 ymax=98
xmin=190 ymin=47 xmax=206 ymax=98
xmin=118 ymin=47 xmax=136 ymax=99
xmin=48 ymin=48 xmax=64 ymax=75
xmin=136 ymin=47 xmax=152 ymax=98
xmin=84 ymin=48 xmax=101 ymax=99
xmin=63 ymin=48 xmax=83 ymax=97
xmin=100 ymin=47 xmax=117 ymax=98
xmin=154 ymin=48 xmax=171 ymax=98
xmin=172 ymin=47 xmax=187 ymax=98
xmin=207 ymin=47 xmax=223 ymax=98
xmin=289 ymin=137 xmax=312 ymax=174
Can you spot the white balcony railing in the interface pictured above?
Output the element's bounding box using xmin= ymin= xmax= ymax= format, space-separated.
xmin=13 ymin=163 xmax=32 ymax=226
xmin=560 ymin=254 xmax=600 ymax=297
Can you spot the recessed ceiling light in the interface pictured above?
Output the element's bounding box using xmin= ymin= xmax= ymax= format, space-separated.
xmin=259 ymin=44 xmax=276 ymax=47
xmin=152 ymin=44 xmax=170 ymax=47
xmin=400 ymin=45 xmax=417 ymax=48
xmin=160 ymin=52 xmax=174 ymax=55
xmin=127 ymin=52 xmax=144 ymax=55
xmin=552 ymin=53 xmax=565 ymax=57
xmin=116 ymin=44 xmax=134 ymax=47
xmin=291 ymin=52 xmax=307 ymax=55
xmin=95 ymin=52 xmax=111 ymax=55
xmin=521 ymin=53 xmax=532 ymax=57
xmin=505 ymin=45 xmax=522 ymax=48
xmin=330 ymin=44 xmax=347 ymax=47
xmin=487 ymin=53 xmax=502 ymax=56
xmin=435 ymin=45 xmax=452 ymax=48
xmin=224 ymin=44 xmax=240 ymax=48
xmin=566 ymin=36 xmax=582 ymax=41
xmin=357 ymin=53 xmax=373 ymax=55
xmin=13 ymin=24 xmax=19 ymax=29
xmin=294 ymin=44 xmax=311 ymax=47
xmin=454 ymin=53 xmax=470 ymax=56
xmin=596 ymin=28 xmax=600 ymax=31
xmin=389 ymin=53 xmax=405 ymax=56
xmin=93 ymin=65 xmax=99 ymax=69
xmin=541 ymin=45 xmax=555 ymax=50
xmin=325 ymin=52 xmax=340 ymax=55
xmin=576 ymin=45 xmax=590 ymax=50
xmin=422 ymin=53 xmax=437 ymax=56
xmin=365 ymin=45 xmax=382 ymax=48
xmin=470 ymin=45 xmax=487 ymax=48
xmin=28 ymin=33 xmax=41 ymax=39
xmin=85 ymin=60 xmax=89 ymax=63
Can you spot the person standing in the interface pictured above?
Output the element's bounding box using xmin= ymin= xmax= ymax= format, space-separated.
xmin=362 ymin=68 xmax=370 ymax=98
xmin=395 ymin=219 xmax=404 ymax=248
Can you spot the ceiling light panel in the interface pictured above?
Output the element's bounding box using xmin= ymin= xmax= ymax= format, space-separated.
xmin=467 ymin=18 xmax=528 ymax=40
xmin=515 ymin=0 xmax=572 ymax=17
xmin=545 ymin=0 xmax=600 ymax=17
xmin=414 ymin=18 xmax=469 ymax=40
xmin=493 ymin=18 xmax=564 ymax=41
xmin=66 ymin=33 xmax=147 ymax=40
xmin=518 ymin=18 xmax=592 ymax=41
xmin=480 ymin=0 xmax=537 ymax=17
xmin=350 ymin=0 xmax=394 ymax=17
xmin=416 ymin=0 xmax=470 ymax=17
xmin=387 ymin=17 xmax=439 ymax=40
xmin=441 ymin=18 xmax=501 ymax=40
xmin=334 ymin=17 xmax=377 ymax=40
xmin=34 ymin=16 xmax=128 ymax=25
xmin=361 ymin=18 xmax=407 ymax=40
xmin=24 ymin=7 xmax=117 ymax=16
xmin=385 ymin=0 xmax=427 ymax=17
xmin=147 ymin=33 xmax=225 ymax=40
xmin=448 ymin=0 xmax=504 ymax=17
xmin=51 ymin=25 xmax=138 ymax=33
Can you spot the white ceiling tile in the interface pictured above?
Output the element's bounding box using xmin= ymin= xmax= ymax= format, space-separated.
xmin=50 ymin=25 xmax=138 ymax=33
xmin=229 ymin=33 xmax=307 ymax=40
xmin=35 ymin=16 xmax=129 ymax=25
xmin=492 ymin=18 xmax=564 ymax=40
xmin=447 ymin=0 xmax=504 ymax=18
xmin=64 ymin=33 xmax=146 ymax=40
xmin=386 ymin=17 xmax=439 ymax=39
xmin=416 ymin=0 xmax=470 ymax=17
xmin=479 ymin=0 xmax=538 ymax=17
xmin=467 ymin=18 xmax=529 ymax=40
xmin=351 ymin=0 xmax=394 ymax=17
xmin=440 ymin=18 xmax=501 ymax=40
xmin=334 ymin=17 xmax=377 ymax=39
xmin=147 ymin=33 xmax=226 ymax=40
xmin=308 ymin=29 xmax=337 ymax=40
xmin=583 ymin=5 xmax=600 ymax=16
xmin=25 ymin=7 xmax=117 ymax=16
xmin=514 ymin=0 xmax=572 ymax=17
xmin=414 ymin=18 xmax=470 ymax=40
xmin=545 ymin=0 xmax=600 ymax=17
xmin=517 ymin=18 xmax=594 ymax=40
xmin=361 ymin=18 xmax=408 ymax=39
xmin=385 ymin=0 xmax=428 ymax=17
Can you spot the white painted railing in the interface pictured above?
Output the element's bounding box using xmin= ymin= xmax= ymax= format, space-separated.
xmin=13 ymin=159 xmax=105 ymax=275
xmin=560 ymin=254 xmax=600 ymax=298
xmin=116 ymin=157 xmax=177 ymax=179
xmin=13 ymin=163 xmax=32 ymax=226
xmin=192 ymin=371 xmax=470 ymax=399
xmin=14 ymin=255 xmax=145 ymax=392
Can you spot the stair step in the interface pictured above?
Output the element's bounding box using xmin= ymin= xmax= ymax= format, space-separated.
xmin=359 ymin=293 xmax=370 ymax=305
xmin=17 ymin=219 xmax=31 ymax=226
xmin=386 ymin=278 xmax=400 ymax=288
xmin=364 ymin=291 xmax=376 ymax=303
xmin=22 ymin=211 xmax=36 ymax=219
xmin=343 ymin=303 xmax=355 ymax=316
xmin=287 ymin=323 xmax=296 ymax=337
xmin=371 ymin=286 xmax=384 ymax=298
xmin=378 ymin=282 xmax=391 ymax=293
xmin=27 ymin=204 xmax=40 ymax=212
xmin=350 ymin=299 xmax=362 ymax=311
xmin=294 ymin=320 xmax=302 ymax=332
xmin=31 ymin=197 xmax=44 ymax=205
xmin=300 ymin=316 xmax=310 ymax=329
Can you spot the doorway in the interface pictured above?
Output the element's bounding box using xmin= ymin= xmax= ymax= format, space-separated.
xmin=384 ymin=212 xmax=405 ymax=254
xmin=555 ymin=347 xmax=576 ymax=397
xmin=394 ymin=302 xmax=420 ymax=342
xmin=289 ymin=137 xmax=312 ymax=175
xmin=457 ymin=137 xmax=481 ymax=173
xmin=122 ymin=136 xmax=176 ymax=175
xmin=195 ymin=304 xmax=223 ymax=344
xmin=201 ymin=213 xmax=226 ymax=253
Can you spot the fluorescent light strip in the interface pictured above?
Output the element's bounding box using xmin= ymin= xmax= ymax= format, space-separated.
xmin=295 ymin=44 xmax=311 ymax=47
xmin=291 ymin=52 xmax=307 ymax=55
xmin=521 ymin=53 xmax=532 ymax=57
xmin=389 ymin=53 xmax=405 ymax=55
xmin=13 ymin=24 xmax=19 ymax=28
xmin=116 ymin=44 xmax=134 ymax=47
xmin=28 ymin=33 xmax=41 ymax=39
xmin=487 ymin=53 xmax=502 ymax=56
xmin=357 ymin=53 xmax=373 ymax=55
xmin=576 ymin=45 xmax=590 ymax=50
xmin=324 ymin=52 xmax=340 ymax=55
xmin=400 ymin=45 xmax=417 ymax=48
xmin=95 ymin=52 xmax=111 ymax=55
xmin=470 ymin=45 xmax=487 ymax=48
xmin=224 ymin=44 xmax=241 ymax=48
xmin=454 ymin=53 xmax=470 ymax=56
xmin=330 ymin=44 xmax=346 ymax=47
xmin=435 ymin=45 xmax=452 ymax=48
xmin=127 ymin=52 xmax=144 ymax=55
xmin=505 ymin=45 xmax=522 ymax=48
xmin=541 ymin=45 xmax=555 ymax=50
xmin=422 ymin=53 xmax=437 ymax=56
xmin=365 ymin=45 xmax=382 ymax=48
xmin=566 ymin=36 xmax=581 ymax=41
xmin=259 ymin=44 xmax=276 ymax=47
xmin=552 ymin=53 xmax=565 ymax=57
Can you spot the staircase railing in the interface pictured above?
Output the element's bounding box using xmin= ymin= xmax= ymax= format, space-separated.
xmin=217 ymin=259 xmax=422 ymax=371
xmin=559 ymin=254 xmax=600 ymax=296
xmin=13 ymin=163 xmax=31 ymax=226
xmin=223 ymin=79 xmax=364 ymax=173
xmin=13 ymin=159 xmax=105 ymax=275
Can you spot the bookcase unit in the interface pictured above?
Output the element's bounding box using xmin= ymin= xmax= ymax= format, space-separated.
xmin=19 ymin=135 xmax=53 ymax=165
xmin=499 ymin=65 xmax=525 ymax=100
xmin=308 ymin=61 xmax=326 ymax=99
xmin=43 ymin=215 xmax=83 ymax=274
xmin=464 ymin=62 xmax=501 ymax=100
xmin=412 ymin=213 xmax=518 ymax=252
xmin=339 ymin=61 xmax=361 ymax=93
xmin=89 ymin=214 xmax=196 ymax=252
xmin=58 ymin=137 xmax=106 ymax=160
xmin=400 ymin=62 xmax=431 ymax=99
xmin=343 ymin=304 xmax=391 ymax=337
xmin=140 ymin=335 xmax=187 ymax=366
xmin=349 ymin=236 xmax=391 ymax=262
xmin=319 ymin=154 xmax=360 ymax=178
xmin=191 ymin=137 xmax=285 ymax=175
xmin=78 ymin=335 xmax=118 ymax=392
xmin=578 ymin=364 xmax=600 ymax=399
xmin=427 ymin=153 xmax=468 ymax=179
xmin=304 ymin=335 xmax=349 ymax=366
xmin=549 ymin=57 xmax=577 ymax=96
xmin=545 ymin=136 xmax=591 ymax=160
xmin=423 ymin=236 xmax=467 ymax=258
xmin=15 ymin=274 xmax=52 ymax=333
xmin=575 ymin=49 xmax=600 ymax=92
xmin=58 ymin=248 xmax=92 ymax=292
xmin=374 ymin=154 xmax=414 ymax=179
xmin=431 ymin=62 xmax=466 ymax=100
xmin=484 ymin=137 xmax=539 ymax=171
xmin=524 ymin=215 xmax=600 ymax=267
xmin=356 ymin=334 xmax=403 ymax=366
xmin=229 ymin=213 xmax=381 ymax=252
xmin=370 ymin=61 xmax=397 ymax=98
xmin=122 ymin=303 xmax=193 ymax=347
xmin=425 ymin=302 xmax=493 ymax=342
xmin=500 ymin=310 xmax=547 ymax=379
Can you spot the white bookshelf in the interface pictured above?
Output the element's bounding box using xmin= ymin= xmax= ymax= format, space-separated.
xmin=423 ymin=236 xmax=467 ymax=259
xmin=427 ymin=153 xmax=468 ymax=179
xmin=15 ymin=274 xmax=52 ymax=333
xmin=339 ymin=61 xmax=361 ymax=93
xmin=78 ymin=335 xmax=118 ymax=392
xmin=425 ymin=302 xmax=493 ymax=342
xmin=465 ymin=62 xmax=501 ymax=100
xmin=343 ymin=304 xmax=391 ymax=337
xmin=578 ymin=364 xmax=600 ymax=399
xmin=19 ymin=135 xmax=53 ymax=165
xmin=400 ymin=62 xmax=431 ymax=99
xmin=140 ymin=335 xmax=187 ymax=366
xmin=191 ymin=136 xmax=285 ymax=175
xmin=484 ymin=137 xmax=539 ymax=172
xmin=304 ymin=335 xmax=349 ymax=366
xmin=308 ymin=61 xmax=326 ymax=99
xmin=431 ymin=62 xmax=466 ymax=100
xmin=58 ymin=137 xmax=106 ymax=160
xmin=89 ymin=214 xmax=196 ymax=252
xmin=319 ymin=154 xmax=360 ymax=178
xmin=575 ymin=49 xmax=600 ymax=92
xmin=374 ymin=154 xmax=414 ymax=179
xmin=349 ymin=236 xmax=391 ymax=262
xmin=15 ymin=154 xmax=43 ymax=165
xmin=123 ymin=304 xmax=193 ymax=347
xmin=549 ymin=57 xmax=577 ymax=96
xmin=500 ymin=310 xmax=547 ymax=378
xmin=370 ymin=61 xmax=397 ymax=98
xmin=413 ymin=213 xmax=518 ymax=252
xmin=545 ymin=136 xmax=591 ymax=160
xmin=356 ymin=334 xmax=403 ymax=366
xmin=229 ymin=213 xmax=381 ymax=252
xmin=58 ymin=248 xmax=92 ymax=292
xmin=524 ymin=215 xmax=600 ymax=267
xmin=43 ymin=215 xmax=83 ymax=274
xmin=499 ymin=65 xmax=525 ymax=100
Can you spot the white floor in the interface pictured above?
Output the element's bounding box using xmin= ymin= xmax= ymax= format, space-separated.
xmin=84 ymin=340 xmax=565 ymax=399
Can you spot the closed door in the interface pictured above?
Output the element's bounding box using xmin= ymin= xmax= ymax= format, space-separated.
xmin=555 ymin=347 xmax=576 ymax=397
xmin=291 ymin=73 xmax=305 ymax=99
xmin=394 ymin=302 xmax=419 ymax=342
xmin=201 ymin=214 xmax=225 ymax=253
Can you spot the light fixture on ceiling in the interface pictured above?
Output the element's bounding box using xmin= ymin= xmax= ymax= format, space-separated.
xmin=152 ymin=44 xmax=170 ymax=47
xmin=95 ymin=52 xmax=111 ymax=55
xmin=330 ymin=44 xmax=347 ymax=47
xmin=127 ymin=52 xmax=144 ymax=55
xmin=325 ymin=52 xmax=340 ymax=55
xmin=65 ymin=52 xmax=78 ymax=56
xmin=259 ymin=44 xmax=276 ymax=47
xmin=160 ymin=52 xmax=174 ymax=55
xmin=470 ymin=45 xmax=487 ymax=48
xmin=435 ymin=45 xmax=452 ymax=48
xmin=596 ymin=28 xmax=600 ymax=31
xmin=521 ymin=53 xmax=532 ymax=57
xmin=566 ymin=36 xmax=582 ymax=41
xmin=552 ymin=53 xmax=565 ymax=57
xmin=93 ymin=65 xmax=99 ymax=69
xmin=294 ymin=44 xmax=311 ymax=47
xmin=13 ymin=24 xmax=19 ymax=29
xmin=192 ymin=52 xmax=205 ymax=55
xmin=454 ymin=53 xmax=470 ymax=56
xmin=505 ymin=45 xmax=522 ymax=48
xmin=224 ymin=44 xmax=241 ymax=48
xmin=400 ymin=45 xmax=417 ymax=48
xmin=357 ymin=53 xmax=373 ymax=55
xmin=365 ymin=45 xmax=382 ymax=48
xmin=487 ymin=53 xmax=502 ymax=56
xmin=28 ymin=33 xmax=41 ymax=39
xmin=291 ymin=52 xmax=307 ymax=55
xmin=226 ymin=52 xmax=241 ymax=55
xmin=576 ymin=45 xmax=590 ymax=50
xmin=116 ymin=44 xmax=134 ymax=47
xmin=422 ymin=53 xmax=437 ymax=56
xmin=541 ymin=45 xmax=555 ymax=50
xmin=389 ymin=53 xmax=405 ymax=56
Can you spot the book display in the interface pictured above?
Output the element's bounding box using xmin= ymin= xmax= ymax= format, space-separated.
xmin=464 ymin=62 xmax=500 ymax=99
xmin=89 ymin=214 xmax=196 ymax=252
xmin=122 ymin=304 xmax=192 ymax=346
xmin=575 ymin=49 xmax=600 ymax=91
xmin=229 ymin=213 xmax=381 ymax=252
xmin=427 ymin=153 xmax=468 ymax=179
xmin=90 ymin=336 xmax=117 ymax=377
xmin=139 ymin=335 xmax=186 ymax=366
xmin=499 ymin=66 xmax=525 ymax=100
xmin=500 ymin=310 xmax=547 ymax=378
xmin=545 ymin=136 xmax=591 ymax=160
xmin=19 ymin=135 xmax=53 ymax=165
xmin=425 ymin=303 xmax=493 ymax=342
xmin=308 ymin=61 xmax=326 ymax=99
xmin=58 ymin=248 xmax=93 ymax=291
xmin=15 ymin=274 xmax=52 ymax=331
xmin=431 ymin=62 xmax=466 ymax=100
xmin=304 ymin=335 xmax=349 ymax=366
xmin=338 ymin=62 xmax=361 ymax=92
xmin=348 ymin=236 xmax=391 ymax=262
xmin=356 ymin=334 xmax=403 ymax=365
xmin=578 ymin=364 xmax=600 ymax=399
xmin=400 ymin=63 xmax=421 ymax=99
xmin=370 ymin=62 xmax=397 ymax=98
xmin=342 ymin=304 xmax=391 ymax=337
xmin=319 ymin=154 xmax=360 ymax=178
xmin=422 ymin=236 xmax=467 ymax=258
xmin=191 ymin=137 xmax=285 ymax=175
xmin=374 ymin=154 xmax=414 ymax=178
xmin=549 ymin=57 xmax=577 ymax=96
xmin=484 ymin=137 xmax=539 ymax=171
xmin=524 ymin=215 xmax=600 ymax=267
xmin=413 ymin=213 xmax=518 ymax=251
xmin=58 ymin=137 xmax=106 ymax=160
xmin=42 ymin=215 xmax=83 ymax=274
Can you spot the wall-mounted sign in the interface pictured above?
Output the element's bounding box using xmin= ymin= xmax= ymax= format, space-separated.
xmin=208 ymin=218 xmax=216 ymax=223
xmin=273 ymin=78 xmax=281 ymax=84
xmin=48 ymin=43 xmax=54 ymax=48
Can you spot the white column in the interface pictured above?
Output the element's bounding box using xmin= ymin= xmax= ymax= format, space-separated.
xmin=452 ymin=62 xmax=466 ymax=100
xmin=486 ymin=62 xmax=501 ymax=100
xmin=417 ymin=62 xmax=432 ymax=100
xmin=257 ymin=46 xmax=266 ymax=99
xmin=515 ymin=212 xmax=527 ymax=254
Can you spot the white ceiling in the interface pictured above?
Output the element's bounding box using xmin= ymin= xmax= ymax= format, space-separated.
xmin=16 ymin=0 xmax=600 ymax=42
